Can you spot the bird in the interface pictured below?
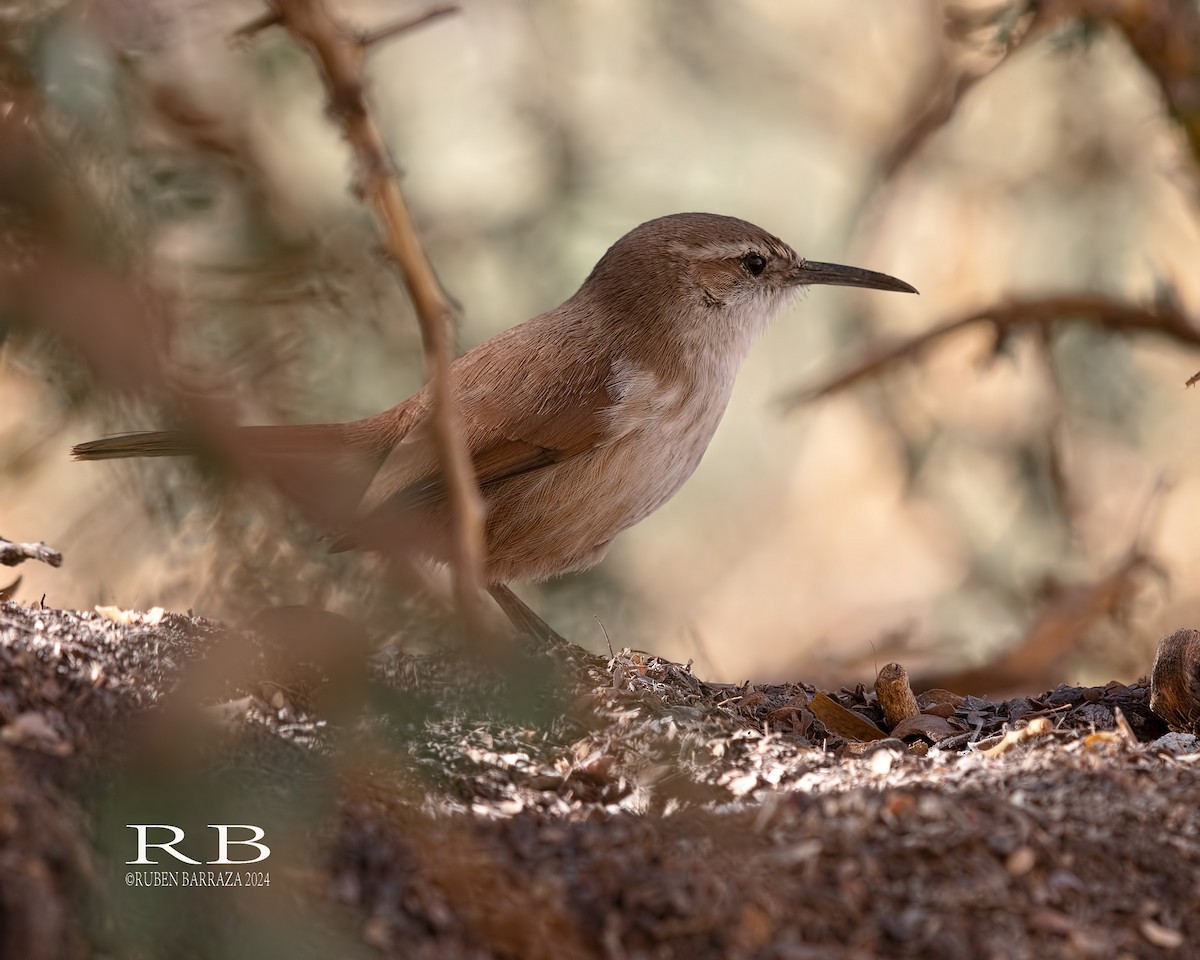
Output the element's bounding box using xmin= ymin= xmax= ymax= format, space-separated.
xmin=73 ymin=212 xmax=916 ymax=636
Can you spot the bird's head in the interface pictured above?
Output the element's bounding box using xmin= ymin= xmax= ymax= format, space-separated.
xmin=580 ymin=212 xmax=916 ymax=361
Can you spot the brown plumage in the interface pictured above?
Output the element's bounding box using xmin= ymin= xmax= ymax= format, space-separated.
xmin=74 ymin=213 xmax=916 ymax=587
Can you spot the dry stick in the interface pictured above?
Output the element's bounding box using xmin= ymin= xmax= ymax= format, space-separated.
xmin=238 ymin=5 xmax=459 ymax=46
xmin=267 ymin=0 xmax=487 ymax=635
xmin=358 ymin=5 xmax=459 ymax=48
xmin=780 ymin=294 xmax=1200 ymax=409
xmin=978 ymin=716 xmax=1053 ymax=757
xmin=231 ymin=10 xmax=282 ymax=40
xmin=0 ymin=538 xmax=63 ymax=568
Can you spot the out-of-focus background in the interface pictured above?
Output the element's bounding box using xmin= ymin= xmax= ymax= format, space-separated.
xmin=3 ymin=0 xmax=1200 ymax=686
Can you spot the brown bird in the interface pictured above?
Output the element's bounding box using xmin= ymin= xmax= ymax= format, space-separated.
xmin=73 ymin=213 xmax=916 ymax=634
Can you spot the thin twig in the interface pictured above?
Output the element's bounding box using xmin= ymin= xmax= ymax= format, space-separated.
xmin=1140 ymin=475 xmax=1171 ymax=540
xmin=594 ymin=615 xmax=614 ymax=660
xmin=1031 ymin=323 xmax=1073 ymax=523
xmin=268 ymin=0 xmax=488 ymax=634
xmin=231 ymin=10 xmax=283 ymax=41
xmin=358 ymin=5 xmax=459 ymax=49
xmin=780 ymin=294 xmax=1200 ymax=409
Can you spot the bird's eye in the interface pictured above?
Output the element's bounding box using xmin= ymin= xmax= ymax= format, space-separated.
xmin=741 ymin=253 xmax=767 ymax=276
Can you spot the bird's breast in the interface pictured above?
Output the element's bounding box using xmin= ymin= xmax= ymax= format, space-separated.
xmin=481 ymin=357 xmax=736 ymax=582
xmin=597 ymin=359 xmax=734 ymax=526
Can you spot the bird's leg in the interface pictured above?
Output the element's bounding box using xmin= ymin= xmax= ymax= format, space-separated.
xmin=487 ymin=583 xmax=570 ymax=646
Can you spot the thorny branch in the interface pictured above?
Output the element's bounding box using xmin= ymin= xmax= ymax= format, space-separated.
xmin=264 ymin=0 xmax=487 ymax=634
xmin=780 ymin=294 xmax=1200 ymax=409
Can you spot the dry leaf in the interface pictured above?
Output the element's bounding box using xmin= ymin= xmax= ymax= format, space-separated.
xmin=809 ymin=693 xmax=885 ymax=742
xmin=891 ymin=713 xmax=962 ymax=743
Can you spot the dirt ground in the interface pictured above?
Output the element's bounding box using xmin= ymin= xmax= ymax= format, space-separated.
xmin=0 ymin=598 xmax=1198 ymax=960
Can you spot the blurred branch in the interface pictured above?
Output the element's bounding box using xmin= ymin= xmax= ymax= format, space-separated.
xmin=233 ymin=4 xmax=459 ymax=48
xmin=881 ymin=2 xmax=1051 ymax=180
xmin=883 ymin=0 xmax=1200 ymax=182
xmin=913 ymin=535 xmax=1159 ymax=696
xmin=231 ymin=10 xmax=282 ymax=41
xmin=358 ymin=5 xmax=459 ymax=49
xmin=0 ymin=538 xmax=63 ymax=569
xmin=1030 ymin=324 xmax=1073 ymax=521
xmin=780 ymin=293 xmax=1200 ymax=408
xmin=264 ymin=0 xmax=487 ymax=634
xmin=0 ymin=91 xmax=430 ymax=605
xmin=912 ymin=479 xmax=1169 ymax=695
xmin=1061 ymin=0 xmax=1200 ymax=166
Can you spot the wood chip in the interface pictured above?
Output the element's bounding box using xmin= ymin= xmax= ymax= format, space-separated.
xmin=1140 ymin=918 xmax=1184 ymax=949
xmin=979 ymin=717 xmax=1054 ymax=757
xmin=94 ymin=605 xmax=165 ymax=626
xmin=1005 ymin=846 xmax=1037 ymax=877
xmin=875 ymin=662 xmax=920 ymax=729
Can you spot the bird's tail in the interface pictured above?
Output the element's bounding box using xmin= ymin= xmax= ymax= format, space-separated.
xmin=72 ymin=430 xmax=199 ymax=460
xmin=71 ymin=423 xmax=354 ymax=461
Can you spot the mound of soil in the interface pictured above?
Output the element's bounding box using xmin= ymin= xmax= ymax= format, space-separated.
xmin=1 ymin=600 xmax=1197 ymax=960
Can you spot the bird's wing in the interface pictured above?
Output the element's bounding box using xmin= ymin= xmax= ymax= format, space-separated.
xmin=354 ymin=346 xmax=640 ymax=519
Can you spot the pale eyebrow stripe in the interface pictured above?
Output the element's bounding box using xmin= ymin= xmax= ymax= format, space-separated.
xmin=666 ymin=239 xmax=793 ymax=261
xmin=667 ymin=240 xmax=757 ymax=259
